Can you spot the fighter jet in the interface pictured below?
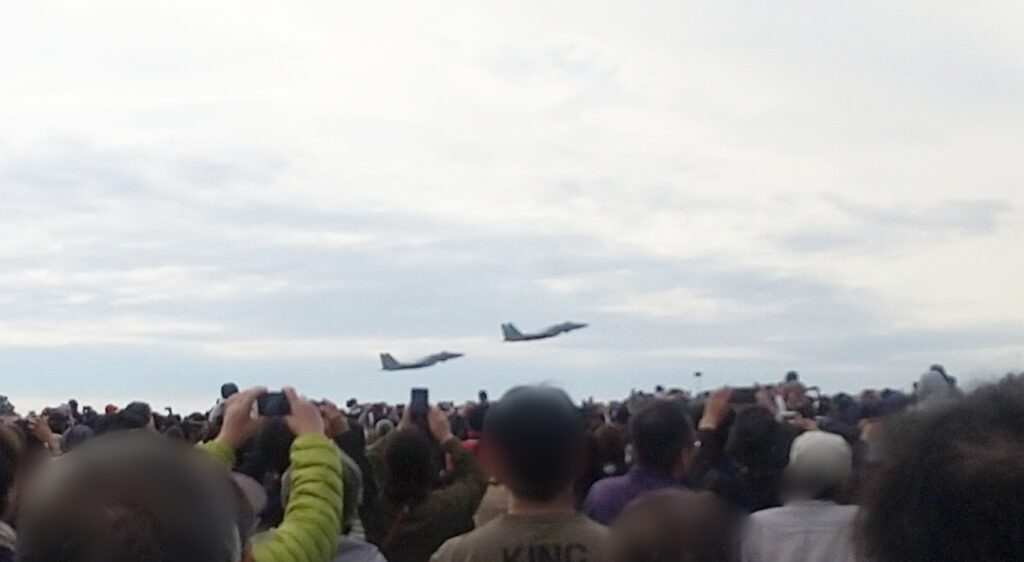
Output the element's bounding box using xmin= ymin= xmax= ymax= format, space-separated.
xmin=501 ymin=321 xmax=588 ymax=342
xmin=380 ymin=351 xmax=464 ymax=371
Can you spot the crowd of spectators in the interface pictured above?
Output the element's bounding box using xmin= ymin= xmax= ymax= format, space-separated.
xmin=2 ymin=364 xmax=1022 ymax=562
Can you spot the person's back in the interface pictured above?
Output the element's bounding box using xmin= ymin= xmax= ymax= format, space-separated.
xmin=583 ymin=400 xmax=694 ymax=525
xmin=743 ymin=501 xmax=857 ymax=562
xmin=742 ymin=431 xmax=857 ymax=562
xmin=472 ymin=481 xmax=511 ymax=527
xmin=432 ymin=386 xmax=611 ymax=562
xmin=440 ymin=511 xmax=607 ymax=562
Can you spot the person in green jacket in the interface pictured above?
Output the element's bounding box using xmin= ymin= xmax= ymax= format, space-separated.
xmin=15 ymin=387 xmax=343 ymax=562
xmin=203 ymin=386 xmax=345 ymax=562
xmin=365 ymin=405 xmax=487 ymax=562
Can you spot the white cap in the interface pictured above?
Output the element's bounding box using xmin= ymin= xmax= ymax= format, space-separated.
xmin=785 ymin=431 xmax=853 ymax=496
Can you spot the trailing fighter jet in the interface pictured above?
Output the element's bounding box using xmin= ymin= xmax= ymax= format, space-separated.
xmin=380 ymin=351 xmax=464 ymax=371
xmin=501 ymin=321 xmax=588 ymax=342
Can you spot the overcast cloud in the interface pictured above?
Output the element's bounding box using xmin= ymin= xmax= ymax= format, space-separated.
xmin=2 ymin=1 xmax=1022 ymax=411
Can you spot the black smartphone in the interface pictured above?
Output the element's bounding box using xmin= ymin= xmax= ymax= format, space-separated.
xmin=410 ymin=388 xmax=429 ymax=420
xmin=730 ymin=387 xmax=758 ymax=405
xmin=257 ymin=392 xmax=291 ymax=416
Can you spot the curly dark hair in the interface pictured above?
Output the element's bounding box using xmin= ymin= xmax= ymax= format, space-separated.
xmin=857 ymin=374 xmax=1024 ymax=562
xmin=383 ymin=428 xmax=438 ymax=505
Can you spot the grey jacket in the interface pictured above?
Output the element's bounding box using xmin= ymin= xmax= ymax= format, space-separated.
xmin=742 ymin=501 xmax=860 ymax=562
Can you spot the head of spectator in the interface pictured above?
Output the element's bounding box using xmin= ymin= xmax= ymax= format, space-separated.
xmin=17 ymin=431 xmax=253 ymax=562
xmin=334 ymin=418 xmax=367 ymax=457
xmin=612 ymin=490 xmax=736 ymax=562
xmin=383 ymin=428 xmax=438 ymax=506
xmin=448 ymin=410 xmax=468 ymax=441
xmin=582 ymin=403 xmax=606 ymax=432
xmin=44 ymin=410 xmax=72 ymax=435
xmin=630 ymin=400 xmax=696 ymax=479
xmin=858 ymin=374 xmax=1024 ymax=562
xmin=482 ymin=386 xmax=585 ymax=505
xmin=782 ymin=430 xmax=852 ymax=501
xmin=461 ymin=402 xmax=489 ymax=460
xmin=878 ymin=389 xmax=909 ymax=416
xmin=374 ymin=418 xmax=395 ymax=440
xmin=915 ymin=365 xmax=959 ymax=404
xmin=781 ymin=372 xmax=807 ymax=411
xmin=609 ymin=402 xmax=631 ymax=427
xmin=124 ymin=401 xmax=155 ymax=429
xmin=79 ymin=406 xmax=100 ymax=429
xmin=221 ymin=383 xmax=240 ymax=400
xmin=11 ymin=419 xmax=49 ymax=465
xmin=95 ymin=408 xmax=152 ymax=435
xmin=725 ymin=406 xmax=788 ymax=477
xmin=60 ymin=424 xmax=95 ymax=453
xmin=465 ymin=402 xmax=488 ymax=440
xmin=251 ymin=416 xmax=296 ymax=478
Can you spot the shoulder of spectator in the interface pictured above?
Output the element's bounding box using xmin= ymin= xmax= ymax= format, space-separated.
xmin=197 ymin=439 xmax=236 ymax=468
xmin=430 ymin=533 xmax=466 ymax=562
xmin=367 ymin=429 xmax=397 ymax=458
xmin=289 ymin=433 xmax=342 ymax=463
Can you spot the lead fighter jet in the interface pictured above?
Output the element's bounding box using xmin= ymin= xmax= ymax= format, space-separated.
xmin=501 ymin=321 xmax=588 ymax=342
xmin=380 ymin=351 xmax=464 ymax=371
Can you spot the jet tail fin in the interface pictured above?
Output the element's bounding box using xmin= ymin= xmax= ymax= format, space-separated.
xmin=380 ymin=353 xmax=401 ymax=370
xmin=502 ymin=323 xmax=523 ymax=341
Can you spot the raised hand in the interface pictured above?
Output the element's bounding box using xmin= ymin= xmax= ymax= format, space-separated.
xmin=215 ymin=386 xmax=266 ymax=451
xmin=699 ymin=387 xmax=734 ymax=431
xmin=283 ymin=387 xmax=325 ymax=437
xmin=427 ymin=407 xmax=455 ymax=444
xmin=318 ymin=399 xmax=349 ymax=437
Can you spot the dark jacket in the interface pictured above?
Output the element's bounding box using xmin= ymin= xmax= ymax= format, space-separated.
xmin=365 ymin=434 xmax=487 ymax=562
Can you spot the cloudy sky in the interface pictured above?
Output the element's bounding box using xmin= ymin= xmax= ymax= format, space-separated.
xmin=2 ymin=1 xmax=1022 ymax=412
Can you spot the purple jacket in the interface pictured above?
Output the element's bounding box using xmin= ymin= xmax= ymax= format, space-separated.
xmin=582 ymin=466 xmax=688 ymax=525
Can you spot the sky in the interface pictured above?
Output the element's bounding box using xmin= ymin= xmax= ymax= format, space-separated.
xmin=1 ymin=1 xmax=1022 ymax=413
